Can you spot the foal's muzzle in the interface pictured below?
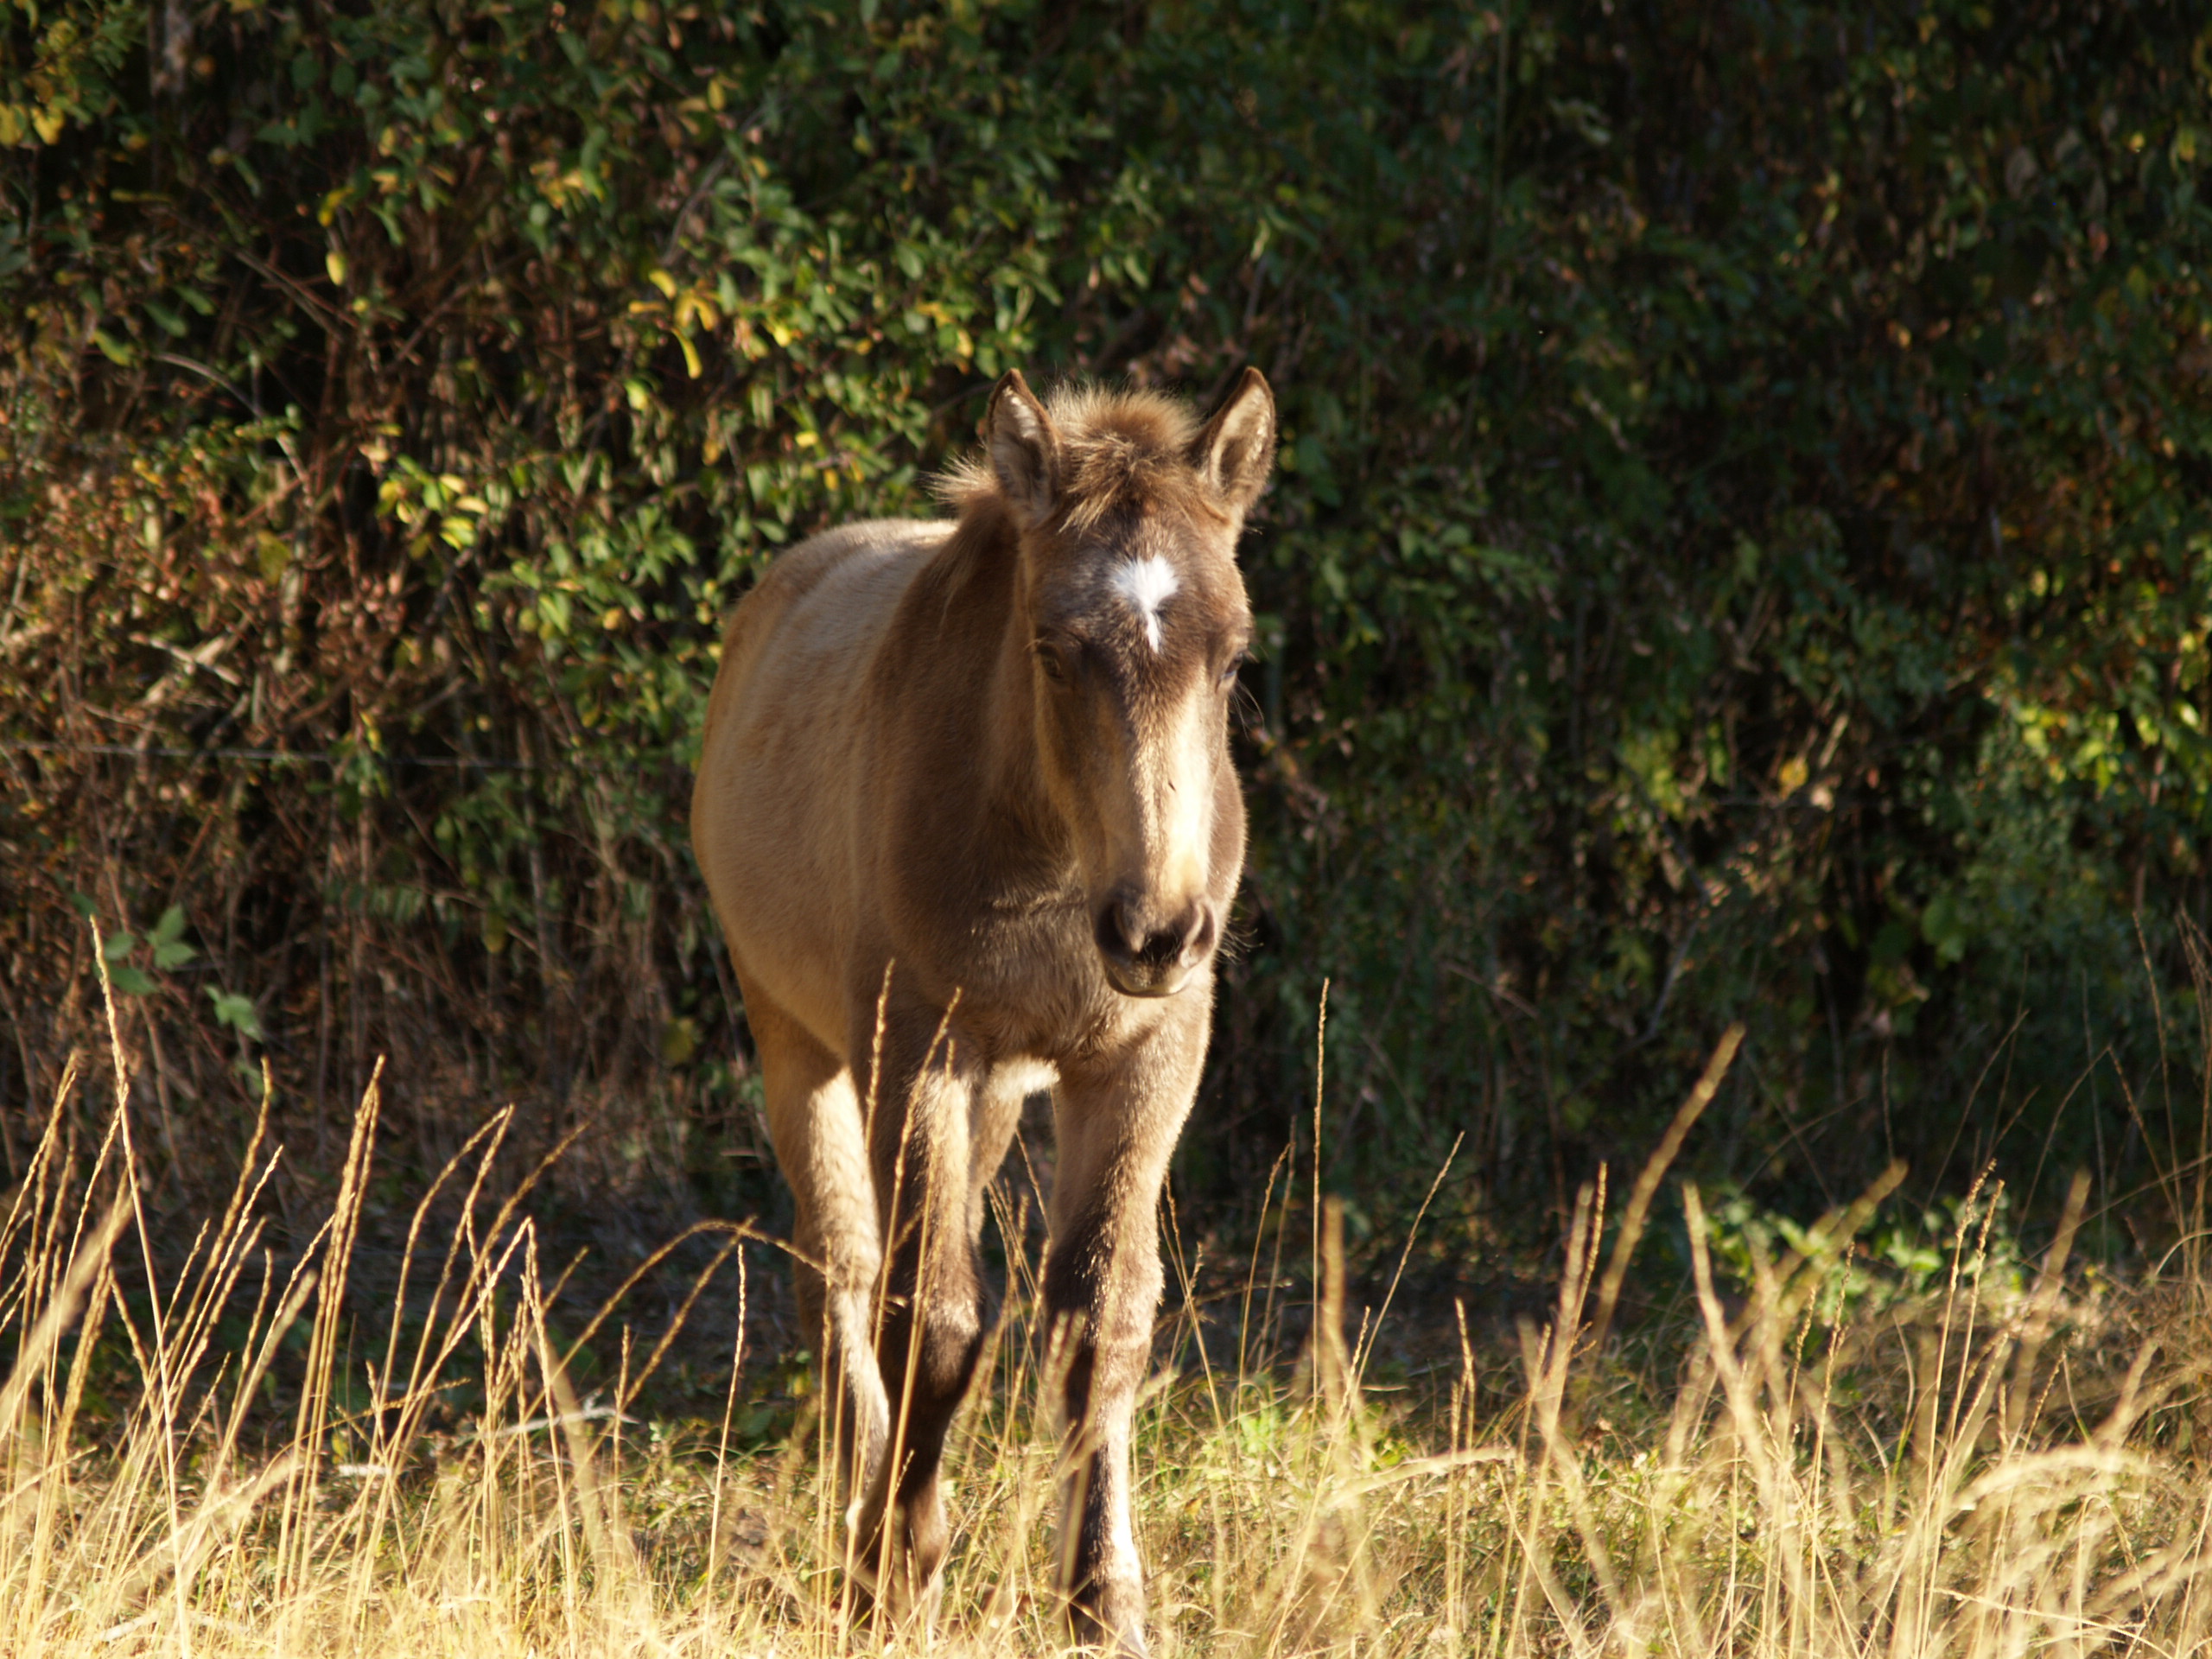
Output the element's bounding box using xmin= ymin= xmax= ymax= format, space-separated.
xmin=1094 ymin=893 xmax=1218 ymax=998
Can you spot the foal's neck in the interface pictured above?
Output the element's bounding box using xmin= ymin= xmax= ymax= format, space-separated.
xmin=958 ymin=509 xmax=1075 ymax=871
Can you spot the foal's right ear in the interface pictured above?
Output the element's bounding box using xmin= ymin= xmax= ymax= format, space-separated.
xmin=984 ymin=369 xmax=1058 ymax=527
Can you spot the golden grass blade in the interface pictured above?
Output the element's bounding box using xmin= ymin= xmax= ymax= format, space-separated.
xmin=1586 ymin=1023 xmax=1743 ymax=1361
xmin=0 ymin=1197 xmax=129 ymax=1441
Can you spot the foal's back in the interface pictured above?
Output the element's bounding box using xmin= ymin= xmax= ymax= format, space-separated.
xmin=691 ymin=516 xmax=952 ymax=1047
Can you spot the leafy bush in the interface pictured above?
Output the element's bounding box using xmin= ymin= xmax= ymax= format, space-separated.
xmin=3 ymin=0 xmax=2209 ymax=1237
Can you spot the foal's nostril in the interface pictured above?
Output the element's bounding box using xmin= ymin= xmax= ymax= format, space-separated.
xmin=1180 ymin=901 xmax=1218 ymax=963
xmin=1095 ymin=899 xmax=1145 ymax=964
xmin=1096 ymin=896 xmax=1219 ymax=990
xmin=1136 ymin=928 xmax=1183 ymax=969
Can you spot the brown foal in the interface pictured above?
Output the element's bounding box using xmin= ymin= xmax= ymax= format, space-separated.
xmin=690 ymin=365 xmax=1274 ymax=1651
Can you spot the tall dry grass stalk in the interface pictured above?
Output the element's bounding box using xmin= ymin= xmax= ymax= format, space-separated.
xmin=3 ymin=980 xmax=2209 ymax=1656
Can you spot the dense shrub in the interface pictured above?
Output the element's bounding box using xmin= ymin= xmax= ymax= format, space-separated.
xmin=3 ymin=0 xmax=2209 ymax=1241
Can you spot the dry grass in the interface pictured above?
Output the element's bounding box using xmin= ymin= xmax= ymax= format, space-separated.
xmin=4 ymin=986 xmax=2212 ymax=1659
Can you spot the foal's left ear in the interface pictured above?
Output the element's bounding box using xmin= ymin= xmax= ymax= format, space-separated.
xmin=1192 ymin=366 xmax=1277 ymax=512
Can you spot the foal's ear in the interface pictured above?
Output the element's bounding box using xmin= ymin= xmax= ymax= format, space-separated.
xmin=984 ymin=368 xmax=1058 ymax=526
xmin=1192 ymin=366 xmax=1277 ymax=512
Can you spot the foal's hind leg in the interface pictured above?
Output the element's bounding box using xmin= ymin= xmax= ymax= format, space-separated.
xmin=741 ymin=984 xmax=890 ymax=1531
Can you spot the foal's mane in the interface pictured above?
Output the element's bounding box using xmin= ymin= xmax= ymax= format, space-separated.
xmin=935 ymin=383 xmax=1222 ymax=534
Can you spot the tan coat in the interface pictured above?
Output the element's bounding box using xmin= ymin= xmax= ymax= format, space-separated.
xmin=691 ymin=368 xmax=1275 ymax=1653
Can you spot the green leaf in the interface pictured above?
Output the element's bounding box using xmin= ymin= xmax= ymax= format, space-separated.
xmin=107 ymin=964 xmax=158 ymax=996
xmin=1920 ymin=893 xmax=1968 ymax=967
xmin=89 ymin=327 xmax=137 ymax=366
xmin=150 ymin=906 xmax=197 ymax=969
xmin=103 ymin=931 xmax=137 ymax=961
xmin=207 ymin=988 xmax=265 ymax=1041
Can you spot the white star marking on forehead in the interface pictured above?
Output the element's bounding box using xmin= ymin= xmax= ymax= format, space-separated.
xmin=1110 ymin=556 xmax=1180 ymax=652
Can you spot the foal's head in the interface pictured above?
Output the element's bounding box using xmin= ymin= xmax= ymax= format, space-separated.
xmin=953 ymin=368 xmax=1276 ymax=999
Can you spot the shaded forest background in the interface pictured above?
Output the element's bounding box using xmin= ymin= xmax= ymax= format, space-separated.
xmin=3 ymin=0 xmax=2209 ymax=1266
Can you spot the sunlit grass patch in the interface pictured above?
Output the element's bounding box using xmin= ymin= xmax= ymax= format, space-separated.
xmin=3 ymin=984 xmax=2210 ymax=1657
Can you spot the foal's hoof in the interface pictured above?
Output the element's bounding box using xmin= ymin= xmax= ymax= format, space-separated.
xmin=845 ymin=1551 xmax=944 ymax=1639
xmin=1067 ymin=1586 xmax=1148 ymax=1657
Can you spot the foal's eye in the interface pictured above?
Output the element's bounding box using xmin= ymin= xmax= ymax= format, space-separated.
xmin=1218 ymin=652 xmax=1249 ymax=690
xmin=1035 ymin=641 xmax=1071 ymax=683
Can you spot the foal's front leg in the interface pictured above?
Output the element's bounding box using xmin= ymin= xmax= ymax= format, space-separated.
xmin=849 ymin=1003 xmax=991 ymax=1621
xmin=1046 ymin=1000 xmax=1206 ymax=1656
